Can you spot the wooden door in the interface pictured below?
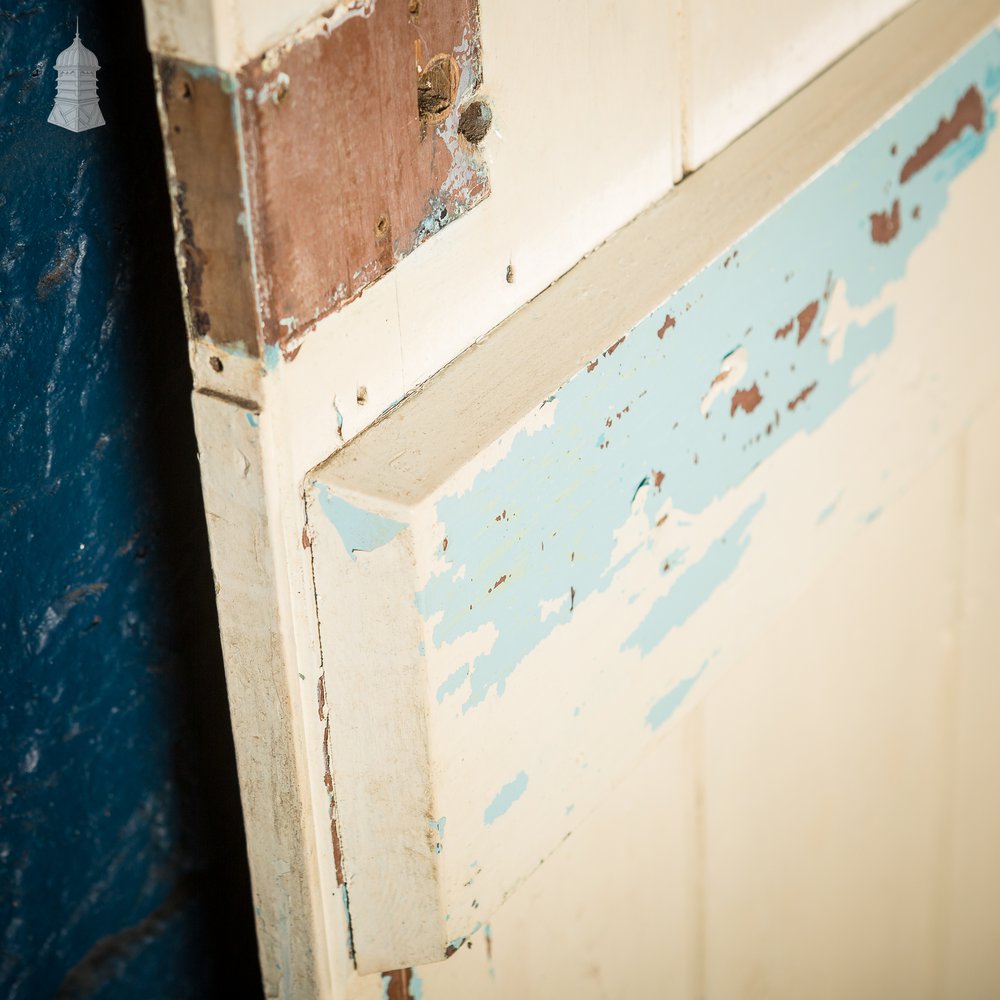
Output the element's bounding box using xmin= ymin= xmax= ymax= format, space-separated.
xmin=142 ymin=0 xmax=1000 ymax=995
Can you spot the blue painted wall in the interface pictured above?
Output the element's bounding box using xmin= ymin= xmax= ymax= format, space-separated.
xmin=1 ymin=3 xmax=262 ymax=996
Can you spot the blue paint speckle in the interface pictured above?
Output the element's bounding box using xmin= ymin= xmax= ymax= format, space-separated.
xmin=647 ymin=661 xmax=709 ymax=730
xmin=429 ymin=816 xmax=447 ymax=855
xmin=817 ymin=494 xmax=841 ymax=524
xmin=625 ymin=497 xmax=764 ymax=656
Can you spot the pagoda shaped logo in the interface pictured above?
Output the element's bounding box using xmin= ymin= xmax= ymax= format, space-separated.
xmin=48 ymin=20 xmax=105 ymax=132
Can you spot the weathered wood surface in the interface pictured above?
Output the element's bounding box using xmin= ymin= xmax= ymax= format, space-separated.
xmin=142 ymin=0 xmax=1000 ymax=994
xmin=238 ymin=1 xmax=488 ymax=348
xmin=311 ymin=18 xmax=1000 ymax=973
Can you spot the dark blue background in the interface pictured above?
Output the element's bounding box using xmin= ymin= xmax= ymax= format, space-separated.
xmin=1 ymin=3 xmax=262 ymax=996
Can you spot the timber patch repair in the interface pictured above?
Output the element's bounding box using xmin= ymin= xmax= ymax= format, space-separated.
xmin=418 ymin=54 xmax=459 ymax=135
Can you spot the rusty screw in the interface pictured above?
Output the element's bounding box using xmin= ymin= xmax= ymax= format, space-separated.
xmin=209 ymin=356 xmax=223 ymax=373
xmin=356 ymin=386 xmax=368 ymax=406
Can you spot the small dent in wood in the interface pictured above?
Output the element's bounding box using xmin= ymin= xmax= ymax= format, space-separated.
xmin=209 ymin=356 xmax=223 ymax=373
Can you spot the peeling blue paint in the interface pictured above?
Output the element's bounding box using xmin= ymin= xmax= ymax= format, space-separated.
xmin=246 ymin=411 xmax=259 ymax=428
xmin=264 ymin=343 xmax=281 ymax=372
xmin=625 ymin=498 xmax=764 ymax=655
xmin=413 ymin=34 xmax=1000 ymax=715
xmin=647 ymin=661 xmax=709 ymax=731
xmin=408 ymin=969 xmax=425 ymax=1000
xmin=436 ymin=665 xmax=469 ymax=703
xmin=483 ymin=772 xmax=528 ymax=825
xmin=315 ymin=485 xmax=406 ymax=560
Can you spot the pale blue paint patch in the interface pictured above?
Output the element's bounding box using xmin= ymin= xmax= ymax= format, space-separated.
xmin=625 ymin=497 xmax=764 ymax=655
xmin=864 ymin=506 xmax=883 ymax=524
xmin=380 ymin=974 xmax=391 ymax=1000
xmin=315 ymin=484 xmax=406 ymax=560
xmin=264 ymin=343 xmax=281 ymax=371
xmin=484 ymin=771 xmax=528 ymax=825
xmin=413 ymin=35 xmax=1000 ymax=712
xmin=436 ymin=664 xmax=469 ymax=703
xmin=647 ymin=661 xmax=709 ymax=731
xmin=245 ymin=411 xmax=258 ymax=428
xmin=408 ymin=969 xmax=424 ymax=1000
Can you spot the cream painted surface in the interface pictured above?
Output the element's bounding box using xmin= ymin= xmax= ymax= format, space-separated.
xmin=338 ymin=400 xmax=1000 ymax=1000
xmin=680 ymin=0 xmax=914 ymax=170
xmin=291 ymin=424 xmax=1000 ymax=1000
xmin=142 ymin=0 xmax=331 ymax=71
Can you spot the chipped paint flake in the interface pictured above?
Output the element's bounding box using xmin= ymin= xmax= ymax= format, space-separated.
xmin=483 ymin=771 xmax=528 ymax=824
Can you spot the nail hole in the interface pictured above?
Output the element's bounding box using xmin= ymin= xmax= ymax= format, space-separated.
xmin=209 ymin=356 xmax=223 ymax=372
xmin=458 ymin=100 xmax=492 ymax=145
xmin=505 ymin=264 xmax=515 ymax=284
xmin=417 ymin=54 xmax=458 ymax=130
xmin=179 ymin=79 xmax=192 ymax=101
xmin=356 ymin=386 xmax=368 ymax=405
xmin=408 ymin=0 xmax=420 ymax=14
xmin=375 ymin=215 xmax=389 ymax=237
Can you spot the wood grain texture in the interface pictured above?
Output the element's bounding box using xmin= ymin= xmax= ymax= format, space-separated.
xmin=311 ymin=13 xmax=1000 ymax=981
xmin=155 ymin=59 xmax=260 ymax=356
xmin=239 ymin=0 xmax=489 ymax=348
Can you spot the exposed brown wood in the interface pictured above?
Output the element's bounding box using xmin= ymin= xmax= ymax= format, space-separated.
xmin=156 ymin=59 xmax=261 ymax=357
xmin=239 ymin=0 xmax=488 ymax=349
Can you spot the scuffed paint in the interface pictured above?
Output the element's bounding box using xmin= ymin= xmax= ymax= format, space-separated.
xmin=483 ymin=772 xmax=528 ymax=825
xmin=414 ymin=33 xmax=1000 ymax=718
xmin=315 ymin=484 xmax=406 ymax=560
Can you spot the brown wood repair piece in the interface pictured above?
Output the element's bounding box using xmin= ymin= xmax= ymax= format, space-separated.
xmin=238 ymin=0 xmax=488 ymax=349
xmin=156 ymin=59 xmax=261 ymax=357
